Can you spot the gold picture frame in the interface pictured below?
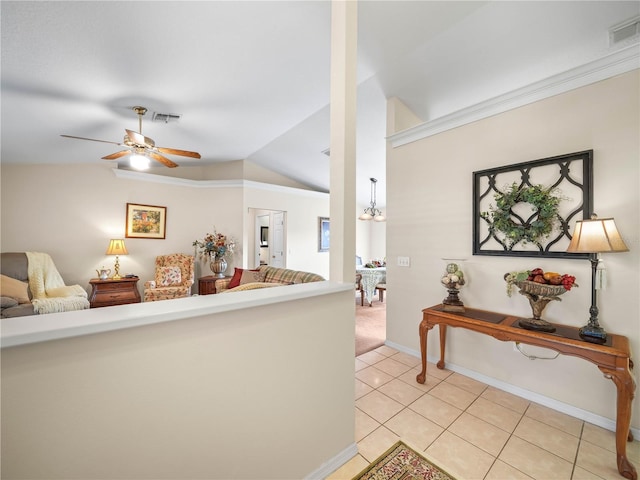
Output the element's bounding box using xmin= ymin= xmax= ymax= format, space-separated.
xmin=125 ymin=203 xmax=167 ymax=239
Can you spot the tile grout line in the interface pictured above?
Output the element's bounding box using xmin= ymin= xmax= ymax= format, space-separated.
xmin=571 ymin=422 xmax=586 ymax=480
xmin=483 ymin=401 xmax=530 ymax=479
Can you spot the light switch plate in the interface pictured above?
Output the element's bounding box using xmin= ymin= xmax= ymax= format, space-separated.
xmin=397 ymin=256 xmax=410 ymax=267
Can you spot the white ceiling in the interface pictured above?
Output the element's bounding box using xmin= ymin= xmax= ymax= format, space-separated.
xmin=2 ymin=1 xmax=638 ymax=207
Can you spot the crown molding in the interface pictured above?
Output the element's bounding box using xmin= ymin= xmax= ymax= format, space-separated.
xmin=389 ymin=43 xmax=640 ymax=148
xmin=111 ymin=168 xmax=329 ymax=198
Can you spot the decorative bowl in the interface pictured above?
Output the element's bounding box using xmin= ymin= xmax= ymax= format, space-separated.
xmin=513 ymin=280 xmax=569 ymax=333
xmin=515 ymin=280 xmax=567 ymax=298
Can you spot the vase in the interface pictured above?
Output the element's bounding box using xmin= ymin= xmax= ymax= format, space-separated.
xmin=210 ymin=257 xmax=228 ymax=278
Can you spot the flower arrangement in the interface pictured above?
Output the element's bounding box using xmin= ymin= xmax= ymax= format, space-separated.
xmin=192 ymin=228 xmax=236 ymax=260
xmin=364 ymin=259 xmax=386 ymax=268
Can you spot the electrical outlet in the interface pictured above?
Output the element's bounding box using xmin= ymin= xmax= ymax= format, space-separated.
xmin=397 ymin=256 xmax=410 ymax=267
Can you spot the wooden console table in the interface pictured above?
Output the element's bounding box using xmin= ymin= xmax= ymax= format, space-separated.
xmin=416 ymin=304 xmax=636 ymax=480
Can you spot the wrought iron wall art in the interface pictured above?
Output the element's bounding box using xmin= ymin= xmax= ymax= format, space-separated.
xmin=473 ymin=150 xmax=593 ymax=259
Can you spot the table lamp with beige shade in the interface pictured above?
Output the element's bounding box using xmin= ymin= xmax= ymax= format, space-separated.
xmin=566 ymin=214 xmax=629 ymax=342
xmin=105 ymin=239 xmax=128 ymax=280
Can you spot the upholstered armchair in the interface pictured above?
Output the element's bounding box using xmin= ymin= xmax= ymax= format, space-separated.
xmin=143 ymin=254 xmax=195 ymax=302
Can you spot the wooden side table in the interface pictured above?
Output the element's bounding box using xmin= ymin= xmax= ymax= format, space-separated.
xmin=198 ymin=276 xmax=231 ymax=295
xmin=417 ymin=304 xmax=636 ymax=480
xmin=89 ymin=277 xmax=141 ymax=308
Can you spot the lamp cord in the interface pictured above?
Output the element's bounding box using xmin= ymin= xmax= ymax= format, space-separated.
xmin=514 ymin=342 xmax=560 ymax=360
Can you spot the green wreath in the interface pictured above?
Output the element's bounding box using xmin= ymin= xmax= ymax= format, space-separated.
xmin=481 ymin=183 xmax=561 ymax=249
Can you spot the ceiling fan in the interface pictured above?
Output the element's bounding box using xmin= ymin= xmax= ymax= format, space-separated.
xmin=61 ymin=106 xmax=201 ymax=168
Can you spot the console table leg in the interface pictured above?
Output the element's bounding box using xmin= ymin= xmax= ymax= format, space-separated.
xmin=601 ymin=366 xmax=637 ymax=480
xmin=437 ymin=324 xmax=447 ymax=369
xmin=416 ymin=321 xmax=432 ymax=384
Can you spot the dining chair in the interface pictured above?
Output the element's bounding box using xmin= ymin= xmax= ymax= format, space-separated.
xmin=355 ymin=273 xmax=365 ymax=306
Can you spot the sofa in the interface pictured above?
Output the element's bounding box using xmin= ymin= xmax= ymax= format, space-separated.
xmin=214 ymin=265 xmax=325 ymax=293
xmin=1 ymin=252 xmax=36 ymax=318
xmin=1 ymin=252 xmax=90 ymax=318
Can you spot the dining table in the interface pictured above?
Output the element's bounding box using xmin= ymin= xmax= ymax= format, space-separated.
xmin=356 ymin=266 xmax=386 ymax=306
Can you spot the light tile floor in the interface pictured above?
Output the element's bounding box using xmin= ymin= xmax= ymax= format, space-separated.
xmin=328 ymin=345 xmax=639 ymax=480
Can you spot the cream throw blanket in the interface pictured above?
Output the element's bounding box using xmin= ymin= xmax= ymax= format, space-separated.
xmin=26 ymin=252 xmax=90 ymax=314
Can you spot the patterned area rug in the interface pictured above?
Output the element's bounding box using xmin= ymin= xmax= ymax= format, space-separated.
xmin=352 ymin=441 xmax=456 ymax=480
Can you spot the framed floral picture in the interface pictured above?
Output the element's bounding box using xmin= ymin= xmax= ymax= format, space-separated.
xmin=125 ymin=203 xmax=166 ymax=239
xmin=318 ymin=217 xmax=330 ymax=252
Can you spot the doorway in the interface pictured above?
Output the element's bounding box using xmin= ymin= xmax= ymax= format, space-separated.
xmin=248 ymin=208 xmax=287 ymax=269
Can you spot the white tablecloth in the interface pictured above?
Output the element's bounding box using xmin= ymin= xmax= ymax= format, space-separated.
xmin=356 ymin=267 xmax=386 ymax=305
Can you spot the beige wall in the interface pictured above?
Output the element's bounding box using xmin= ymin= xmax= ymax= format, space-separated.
xmin=0 ymin=164 xmax=330 ymax=293
xmin=387 ymin=71 xmax=639 ymax=428
xmin=355 ymin=213 xmax=386 ymax=265
xmin=1 ymin=288 xmax=356 ymax=479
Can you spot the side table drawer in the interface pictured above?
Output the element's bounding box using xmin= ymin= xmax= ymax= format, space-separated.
xmin=89 ymin=278 xmax=141 ymax=308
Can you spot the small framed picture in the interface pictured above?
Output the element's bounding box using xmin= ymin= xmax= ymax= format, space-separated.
xmin=318 ymin=217 xmax=330 ymax=252
xmin=125 ymin=203 xmax=167 ymax=239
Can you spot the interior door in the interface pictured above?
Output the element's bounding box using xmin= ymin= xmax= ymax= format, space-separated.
xmin=271 ymin=211 xmax=286 ymax=268
xmin=256 ymin=215 xmax=270 ymax=267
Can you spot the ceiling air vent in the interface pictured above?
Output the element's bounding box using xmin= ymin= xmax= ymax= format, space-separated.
xmin=609 ymin=16 xmax=640 ymax=46
xmin=152 ymin=112 xmax=182 ymax=123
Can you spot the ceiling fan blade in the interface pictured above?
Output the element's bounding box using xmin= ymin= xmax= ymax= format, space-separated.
xmin=149 ymin=152 xmax=178 ymax=168
xmin=155 ymin=147 xmax=201 ymax=159
xmin=61 ymin=134 xmax=122 ymax=146
xmin=125 ymin=129 xmax=155 ymax=147
xmin=102 ymin=150 xmax=131 ymax=160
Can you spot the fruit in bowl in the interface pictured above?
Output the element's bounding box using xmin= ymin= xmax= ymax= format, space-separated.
xmin=505 ymin=268 xmax=577 ymax=297
xmin=504 ymin=268 xmax=578 ymax=332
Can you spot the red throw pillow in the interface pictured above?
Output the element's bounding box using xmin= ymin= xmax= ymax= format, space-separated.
xmin=228 ymin=268 xmax=261 ymax=289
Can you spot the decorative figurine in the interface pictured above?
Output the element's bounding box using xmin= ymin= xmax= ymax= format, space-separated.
xmin=441 ymin=262 xmax=466 ymax=312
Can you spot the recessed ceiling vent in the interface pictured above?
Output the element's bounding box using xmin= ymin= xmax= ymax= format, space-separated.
xmin=152 ymin=112 xmax=182 ymax=123
xmin=609 ymin=16 xmax=640 ymax=46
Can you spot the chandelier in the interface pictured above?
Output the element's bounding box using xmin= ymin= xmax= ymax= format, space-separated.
xmin=359 ymin=177 xmax=386 ymax=222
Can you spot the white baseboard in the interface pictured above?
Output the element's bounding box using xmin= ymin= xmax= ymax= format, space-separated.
xmin=305 ymin=442 xmax=358 ymax=480
xmin=384 ymin=340 xmax=639 ymax=439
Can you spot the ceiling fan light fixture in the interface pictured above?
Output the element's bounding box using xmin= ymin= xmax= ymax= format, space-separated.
xmin=130 ymin=154 xmax=150 ymax=171
xmin=60 ymin=105 xmax=200 ymax=169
